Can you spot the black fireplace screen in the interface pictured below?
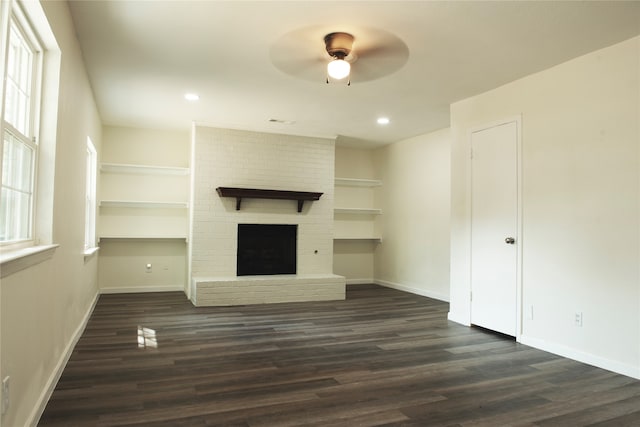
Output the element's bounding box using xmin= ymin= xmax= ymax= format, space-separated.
xmin=237 ymin=224 xmax=297 ymax=276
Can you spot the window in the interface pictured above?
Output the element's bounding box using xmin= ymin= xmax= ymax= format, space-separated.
xmin=84 ymin=137 xmax=97 ymax=250
xmin=0 ymin=7 xmax=42 ymax=244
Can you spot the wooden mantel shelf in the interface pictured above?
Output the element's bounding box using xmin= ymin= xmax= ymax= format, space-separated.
xmin=216 ymin=187 xmax=323 ymax=212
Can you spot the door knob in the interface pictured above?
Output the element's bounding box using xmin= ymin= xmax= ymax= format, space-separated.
xmin=505 ymin=237 xmax=515 ymax=244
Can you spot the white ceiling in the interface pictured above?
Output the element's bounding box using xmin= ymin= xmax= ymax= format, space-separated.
xmin=68 ymin=1 xmax=640 ymax=148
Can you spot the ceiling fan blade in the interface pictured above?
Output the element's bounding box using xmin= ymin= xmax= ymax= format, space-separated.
xmin=357 ymin=44 xmax=407 ymax=59
xmin=274 ymin=57 xmax=323 ymax=75
xmin=351 ymin=48 xmax=409 ymax=82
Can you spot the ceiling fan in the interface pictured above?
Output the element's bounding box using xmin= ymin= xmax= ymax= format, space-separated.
xmin=270 ymin=26 xmax=409 ymax=84
xmin=324 ymin=32 xmax=355 ymax=84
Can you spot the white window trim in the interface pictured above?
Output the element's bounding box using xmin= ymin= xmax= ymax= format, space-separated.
xmin=83 ymin=245 xmax=99 ymax=262
xmin=0 ymin=0 xmax=61 ymax=268
xmin=84 ymin=137 xmax=97 ymax=252
xmin=0 ymin=243 xmax=58 ymax=278
xmin=1 ymin=1 xmax=43 ymax=247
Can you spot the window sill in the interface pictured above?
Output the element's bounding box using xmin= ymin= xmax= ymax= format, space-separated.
xmin=83 ymin=246 xmax=100 ymax=262
xmin=0 ymin=244 xmax=59 ymax=279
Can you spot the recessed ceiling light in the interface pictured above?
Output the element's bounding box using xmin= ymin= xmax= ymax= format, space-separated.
xmin=377 ymin=117 xmax=390 ymax=125
xmin=184 ymin=93 xmax=200 ymax=101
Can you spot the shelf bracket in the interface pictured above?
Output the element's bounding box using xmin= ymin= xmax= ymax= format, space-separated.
xmin=297 ymin=200 xmax=304 ymax=213
xmin=235 ymin=197 xmax=242 ymax=211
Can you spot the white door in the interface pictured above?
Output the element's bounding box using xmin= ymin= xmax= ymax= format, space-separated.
xmin=470 ymin=120 xmax=518 ymax=336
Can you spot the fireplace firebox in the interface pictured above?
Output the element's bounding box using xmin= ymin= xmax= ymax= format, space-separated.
xmin=237 ymin=224 xmax=297 ymax=276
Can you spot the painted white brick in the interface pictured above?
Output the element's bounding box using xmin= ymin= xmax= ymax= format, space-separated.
xmin=189 ymin=126 xmax=344 ymax=305
xmin=191 ymin=274 xmax=346 ymax=306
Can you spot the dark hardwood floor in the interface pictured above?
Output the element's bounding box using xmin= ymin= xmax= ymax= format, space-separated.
xmin=39 ymin=285 xmax=640 ymax=426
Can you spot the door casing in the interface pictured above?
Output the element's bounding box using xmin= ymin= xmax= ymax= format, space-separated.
xmin=468 ymin=116 xmax=523 ymax=339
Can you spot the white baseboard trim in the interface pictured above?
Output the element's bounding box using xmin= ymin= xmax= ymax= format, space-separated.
xmin=28 ymin=290 xmax=100 ymax=427
xmin=100 ymin=285 xmax=185 ymax=294
xmin=345 ymin=278 xmax=375 ymax=285
xmin=374 ymin=279 xmax=449 ymax=302
xmin=519 ymin=335 xmax=640 ymax=380
xmin=447 ymin=311 xmax=471 ymax=326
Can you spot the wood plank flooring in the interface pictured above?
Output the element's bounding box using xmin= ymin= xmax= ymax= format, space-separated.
xmin=39 ymin=285 xmax=640 ymax=426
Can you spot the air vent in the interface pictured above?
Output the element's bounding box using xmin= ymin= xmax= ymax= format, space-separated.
xmin=268 ymin=118 xmax=296 ymax=125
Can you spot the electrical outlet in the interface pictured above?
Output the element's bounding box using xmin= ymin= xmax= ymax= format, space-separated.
xmin=145 ymin=263 xmax=152 ymax=273
xmin=2 ymin=376 xmax=10 ymax=414
xmin=529 ymin=305 xmax=534 ymax=320
xmin=574 ymin=312 xmax=583 ymax=327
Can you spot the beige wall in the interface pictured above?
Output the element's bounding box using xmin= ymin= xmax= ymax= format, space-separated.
xmin=101 ymin=126 xmax=190 ymax=167
xmin=373 ymin=129 xmax=451 ymax=301
xmin=333 ymin=240 xmax=376 ymax=283
xmin=449 ymin=36 xmax=640 ymax=378
xmin=98 ymin=239 xmax=187 ymax=293
xmin=1 ymin=2 xmax=102 ymax=426
xmin=335 ymin=146 xmax=377 ymax=179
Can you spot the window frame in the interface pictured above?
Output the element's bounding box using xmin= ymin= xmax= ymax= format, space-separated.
xmin=0 ymin=2 xmax=44 ymax=248
xmin=84 ymin=137 xmax=97 ymax=251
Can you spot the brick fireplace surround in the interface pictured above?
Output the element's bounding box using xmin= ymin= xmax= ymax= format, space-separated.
xmin=189 ymin=126 xmax=346 ymax=306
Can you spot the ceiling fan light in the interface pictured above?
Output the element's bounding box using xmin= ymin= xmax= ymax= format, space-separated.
xmin=327 ymin=58 xmax=350 ymax=80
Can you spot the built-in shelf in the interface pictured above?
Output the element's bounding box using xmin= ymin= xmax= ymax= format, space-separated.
xmin=334 ymin=208 xmax=382 ymax=215
xmin=334 ymin=237 xmax=382 ymax=242
xmin=335 ymin=178 xmax=382 ymax=187
xmin=216 ymin=187 xmax=323 ymax=212
xmin=99 ymin=200 xmax=188 ymax=209
xmin=101 ymin=163 xmax=189 ymax=176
